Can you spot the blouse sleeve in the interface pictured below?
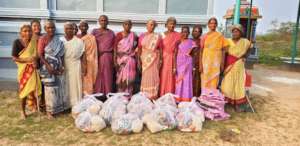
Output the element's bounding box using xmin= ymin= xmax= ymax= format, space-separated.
xmin=222 ymin=35 xmax=230 ymax=49
xmin=11 ymin=39 xmax=22 ymax=57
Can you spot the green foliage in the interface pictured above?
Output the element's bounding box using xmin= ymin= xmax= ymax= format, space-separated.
xmin=256 ymin=20 xmax=299 ymax=65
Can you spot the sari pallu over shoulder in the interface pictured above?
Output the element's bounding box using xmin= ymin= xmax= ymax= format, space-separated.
xmin=39 ymin=36 xmax=64 ymax=86
xmin=116 ymin=32 xmax=137 ymax=94
xmin=221 ymin=38 xmax=251 ymax=105
xmin=16 ymin=38 xmax=42 ymax=98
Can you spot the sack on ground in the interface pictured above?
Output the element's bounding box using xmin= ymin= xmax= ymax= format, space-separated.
xmin=176 ymin=98 xmax=205 ymax=132
xmin=111 ymin=113 xmax=143 ymax=134
xmin=127 ymin=92 xmax=154 ymax=119
xmin=155 ymin=93 xmax=178 ymax=107
xmin=100 ymin=93 xmax=129 ymax=125
xmin=75 ymin=111 xmax=106 ymax=132
xmin=143 ymin=106 xmax=177 ymax=133
xmin=72 ymin=93 xmax=103 ymax=119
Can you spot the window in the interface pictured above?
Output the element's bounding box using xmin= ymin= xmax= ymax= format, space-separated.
xmin=167 ymin=0 xmax=208 ymax=15
xmin=104 ymin=0 xmax=159 ymax=14
xmin=56 ymin=0 xmax=97 ymax=11
xmin=0 ymin=0 xmax=40 ymax=9
xmin=0 ymin=32 xmax=18 ymax=57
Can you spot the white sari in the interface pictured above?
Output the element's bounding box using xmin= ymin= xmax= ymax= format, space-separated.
xmin=61 ymin=36 xmax=85 ymax=107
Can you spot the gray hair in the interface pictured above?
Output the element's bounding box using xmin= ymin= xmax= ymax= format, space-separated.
xmin=147 ymin=19 xmax=157 ymax=27
xmin=64 ymin=21 xmax=73 ymax=28
xmin=79 ymin=20 xmax=88 ymax=25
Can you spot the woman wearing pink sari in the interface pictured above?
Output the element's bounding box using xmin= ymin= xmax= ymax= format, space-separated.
xmin=160 ymin=17 xmax=181 ymax=96
xmin=114 ymin=20 xmax=138 ymax=95
xmin=137 ymin=20 xmax=162 ymax=99
xmin=92 ymin=15 xmax=115 ymax=95
xmin=174 ymin=26 xmax=197 ymax=102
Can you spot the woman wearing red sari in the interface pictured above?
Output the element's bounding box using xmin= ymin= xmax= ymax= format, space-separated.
xmin=160 ymin=17 xmax=181 ymax=96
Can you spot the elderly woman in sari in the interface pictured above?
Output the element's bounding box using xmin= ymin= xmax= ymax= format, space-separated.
xmin=78 ymin=20 xmax=98 ymax=96
xmin=174 ymin=26 xmax=197 ymax=102
xmin=38 ymin=21 xmax=66 ymax=119
xmin=160 ymin=17 xmax=181 ymax=96
xmin=12 ymin=24 xmax=42 ymax=119
xmin=61 ymin=22 xmax=84 ymax=107
xmin=191 ymin=25 xmax=203 ymax=97
xmin=200 ymin=17 xmax=229 ymax=90
xmin=114 ymin=20 xmax=138 ymax=95
xmin=221 ymin=24 xmax=252 ymax=112
xmin=137 ymin=20 xmax=162 ymax=99
xmin=92 ymin=15 xmax=115 ymax=95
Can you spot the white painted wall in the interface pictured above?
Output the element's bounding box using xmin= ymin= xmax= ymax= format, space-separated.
xmin=0 ymin=0 xmax=214 ymax=57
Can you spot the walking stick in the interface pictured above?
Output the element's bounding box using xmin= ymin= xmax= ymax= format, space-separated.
xmin=245 ymin=90 xmax=255 ymax=113
xmin=35 ymin=66 xmax=41 ymax=121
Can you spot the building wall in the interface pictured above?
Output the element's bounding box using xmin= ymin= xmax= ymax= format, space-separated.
xmin=0 ymin=0 xmax=214 ymax=57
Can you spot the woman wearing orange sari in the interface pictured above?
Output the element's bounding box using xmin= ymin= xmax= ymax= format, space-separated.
xmin=221 ymin=24 xmax=252 ymax=112
xmin=200 ymin=18 xmax=229 ymax=89
xmin=78 ymin=20 xmax=98 ymax=96
xmin=12 ymin=24 xmax=42 ymax=119
xmin=137 ymin=20 xmax=162 ymax=99
xmin=160 ymin=17 xmax=181 ymax=96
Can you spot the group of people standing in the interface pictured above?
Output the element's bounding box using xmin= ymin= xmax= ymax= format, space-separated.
xmin=12 ymin=15 xmax=252 ymax=119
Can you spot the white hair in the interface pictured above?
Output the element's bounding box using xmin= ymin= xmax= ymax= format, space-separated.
xmin=64 ymin=21 xmax=73 ymax=28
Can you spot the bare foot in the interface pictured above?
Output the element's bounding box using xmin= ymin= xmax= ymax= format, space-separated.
xmin=21 ymin=112 xmax=27 ymax=120
xmin=47 ymin=112 xmax=54 ymax=120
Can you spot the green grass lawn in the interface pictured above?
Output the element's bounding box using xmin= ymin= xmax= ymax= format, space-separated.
xmin=256 ymin=34 xmax=300 ymax=66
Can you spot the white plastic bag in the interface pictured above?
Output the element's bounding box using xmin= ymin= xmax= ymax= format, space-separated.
xmin=100 ymin=93 xmax=129 ymax=125
xmin=75 ymin=111 xmax=106 ymax=132
xmin=176 ymin=98 xmax=205 ymax=132
xmin=75 ymin=111 xmax=92 ymax=132
xmin=111 ymin=113 xmax=143 ymax=134
xmin=143 ymin=106 xmax=177 ymax=133
xmin=127 ymin=92 xmax=154 ymax=119
xmin=155 ymin=93 xmax=178 ymax=107
xmin=90 ymin=115 xmax=106 ymax=132
xmin=72 ymin=93 xmax=103 ymax=119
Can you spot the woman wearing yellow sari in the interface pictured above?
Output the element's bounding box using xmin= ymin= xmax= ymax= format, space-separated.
xmin=221 ymin=24 xmax=251 ymax=112
xmin=200 ymin=17 xmax=229 ymax=89
xmin=12 ymin=24 xmax=42 ymax=119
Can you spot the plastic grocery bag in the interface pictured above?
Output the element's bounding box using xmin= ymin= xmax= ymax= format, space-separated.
xmin=143 ymin=105 xmax=177 ymax=133
xmin=111 ymin=113 xmax=143 ymax=135
xmin=100 ymin=93 xmax=129 ymax=125
xmin=155 ymin=93 xmax=178 ymax=107
xmin=72 ymin=93 xmax=103 ymax=119
xmin=75 ymin=111 xmax=106 ymax=132
xmin=176 ymin=98 xmax=205 ymax=132
xmin=127 ymin=92 xmax=154 ymax=119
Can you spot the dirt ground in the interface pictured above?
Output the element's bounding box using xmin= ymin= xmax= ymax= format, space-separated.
xmin=0 ymin=64 xmax=299 ymax=146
